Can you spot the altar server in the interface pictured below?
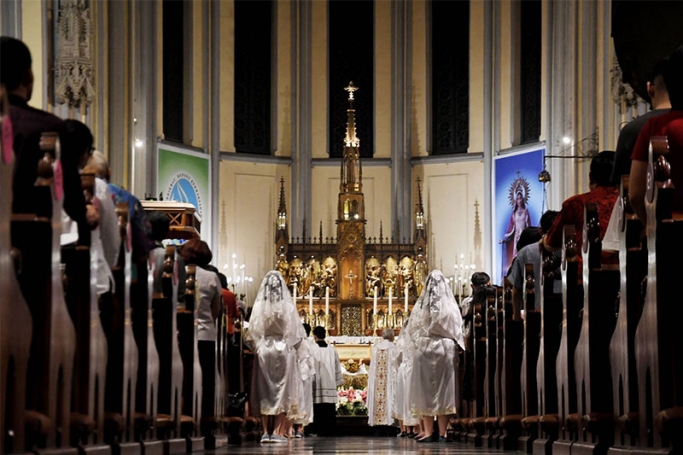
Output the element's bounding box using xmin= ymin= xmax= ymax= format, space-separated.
xmin=311 ymin=326 xmax=343 ymax=436
xmin=368 ymin=328 xmax=396 ymax=427
xmin=393 ymin=321 xmax=419 ymax=436
xmin=246 ymin=271 xmax=306 ymax=443
xmin=293 ymin=323 xmax=316 ymax=437
xmin=406 ymin=269 xmax=465 ymax=443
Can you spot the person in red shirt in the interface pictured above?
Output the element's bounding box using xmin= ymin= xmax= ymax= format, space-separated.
xmin=630 ymin=45 xmax=683 ymax=226
xmin=218 ymin=273 xmax=238 ymax=336
xmin=543 ymin=151 xmax=619 ymax=257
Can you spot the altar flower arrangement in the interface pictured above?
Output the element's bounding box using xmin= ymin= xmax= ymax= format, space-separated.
xmin=336 ymin=386 xmax=368 ymax=416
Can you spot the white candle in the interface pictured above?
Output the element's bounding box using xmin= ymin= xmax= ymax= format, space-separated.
xmin=373 ymin=286 xmax=378 ymax=315
xmin=325 ymin=287 xmax=330 ymax=315
xmin=404 ymin=283 xmax=409 ymax=313
xmin=388 ymin=287 xmax=393 ymax=315
xmin=309 ymin=288 xmax=313 ymax=314
xmin=293 ymin=283 xmax=297 ymax=301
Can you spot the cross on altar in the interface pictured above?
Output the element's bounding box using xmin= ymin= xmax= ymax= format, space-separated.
xmin=345 ymin=270 xmax=358 ymax=298
xmin=344 ymin=81 xmax=359 ymax=100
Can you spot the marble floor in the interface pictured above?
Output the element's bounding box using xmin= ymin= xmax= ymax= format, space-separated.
xmin=205 ymin=436 xmax=507 ymax=454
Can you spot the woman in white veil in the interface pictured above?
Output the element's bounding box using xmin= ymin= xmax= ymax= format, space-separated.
xmin=245 ymin=270 xmax=306 ymax=443
xmin=405 ymin=269 xmax=465 ymax=442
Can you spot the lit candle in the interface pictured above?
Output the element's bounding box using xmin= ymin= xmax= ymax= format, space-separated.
xmin=404 ymin=283 xmax=409 ymax=313
xmin=325 ymin=287 xmax=330 ymax=315
xmin=388 ymin=287 xmax=393 ymax=315
xmin=309 ymin=288 xmax=313 ymax=315
xmin=293 ymin=282 xmax=297 ymax=301
xmin=373 ymin=286 xmax=378 ymax=315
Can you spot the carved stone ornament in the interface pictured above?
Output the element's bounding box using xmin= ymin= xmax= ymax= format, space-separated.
xmin=611 ymin=55 xmax=643 ymax=113
xmin=54 ymin=0 xmax=95 ymax=108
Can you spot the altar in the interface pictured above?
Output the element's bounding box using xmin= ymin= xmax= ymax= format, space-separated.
xmin=274 ymin=82 xmax=429 ymax=336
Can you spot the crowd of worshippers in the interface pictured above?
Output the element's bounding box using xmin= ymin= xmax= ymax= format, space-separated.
xmin=2 ymin=35 xmax=243 ymax=430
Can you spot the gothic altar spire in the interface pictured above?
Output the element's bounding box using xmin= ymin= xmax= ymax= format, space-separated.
xmin=277 ymin=177 xmax=287 ymax=230
xmin=415 ymin=178 xmax=425 ymax=231
xmin=341 ymin=81 xmax=362 ymax=193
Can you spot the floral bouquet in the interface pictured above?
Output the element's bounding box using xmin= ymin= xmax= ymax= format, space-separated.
xmin=336 ymin=386 xmax=368 ymax=416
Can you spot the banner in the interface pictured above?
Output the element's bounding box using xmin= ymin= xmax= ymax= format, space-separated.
xmin=157 ymin=142 xmax=211 ymax=243
xmin=493 ymin=148 xmax=545 ymax=283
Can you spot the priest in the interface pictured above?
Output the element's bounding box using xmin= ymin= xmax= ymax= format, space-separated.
xmin=367 ymin=328 xmax=396 ymax=429
xmin=406 ymin=270 xmax=465 ymax=443
xmin=311 ymin=326 xmax=343 ymax=436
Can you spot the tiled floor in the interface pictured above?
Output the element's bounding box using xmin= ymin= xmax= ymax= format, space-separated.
xmin=206 ymin=436 xmax=507 ymax=454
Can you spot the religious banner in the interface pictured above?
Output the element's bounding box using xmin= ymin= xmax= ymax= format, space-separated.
xmin=157 ymin=142 xmax=211 ymax=244
xmin=493 ymin=147 xmax=545 ymax=283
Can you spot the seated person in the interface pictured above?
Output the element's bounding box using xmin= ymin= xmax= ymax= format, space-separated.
xmin=543 ymin=151 xmax=619 ymax=264
xmin=630 ymin=45 xmax=683 ymax=226
xmin=508 ymin=211 xmax=559 ymax=321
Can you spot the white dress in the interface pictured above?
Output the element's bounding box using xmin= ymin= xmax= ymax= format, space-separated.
xmin=367 ymin=339 xmax=396 ymax=426
xmin=246 ymin=271 xmax=306 ymax=416
xmin=394 ymin=336 xmax=420 ymax=425
xmin=406 ymin=270 xmax=465 ymax=417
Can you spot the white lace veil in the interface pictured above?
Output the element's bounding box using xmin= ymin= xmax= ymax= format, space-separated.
xmin=245 ymin=270 xmax=306 ymax=350
xmin=406 ymin=269 xmax=465 ymax=350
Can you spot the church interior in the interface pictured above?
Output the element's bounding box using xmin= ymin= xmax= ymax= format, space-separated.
xmin=2 ymin=0 xmax=683 ymax=453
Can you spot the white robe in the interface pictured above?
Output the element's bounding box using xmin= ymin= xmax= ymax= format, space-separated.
xmin=393 ymin=337 xmax=420 ymax=425
xmin=367 ymin=339 xmax=396 ymax=426
xmin=312 ymin=343 xmax=343 ymax=404
xmin=293 ymin=338 xmax=316 ymax=424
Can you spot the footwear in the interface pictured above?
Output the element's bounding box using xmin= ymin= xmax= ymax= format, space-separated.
xmin=407 ymin=433 xmax=416 ymax=438
xmin=270 ymin=434 xmax=289 ymax=443
xmin=416 ymin=436 xmax=433 ymax=443
xmin=260 ymin=433 xmax=270 ymax=443
xmin=400 ymin=431 xmax=408 ymax=437
xmin=438 ymin=436 xmax=451 ymax=443
xmin=294 ymin=432 xmax=303 ymax=439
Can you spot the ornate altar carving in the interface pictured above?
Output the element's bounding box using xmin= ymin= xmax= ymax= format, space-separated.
xmin=275 ymin=83 xmax=429 ymax=335
xmin=55 ymin=0 xmax=95 ymax=108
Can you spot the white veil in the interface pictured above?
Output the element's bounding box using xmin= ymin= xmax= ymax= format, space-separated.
xmin=406 ymin=269 xmax=465 ymax=350
xmin=245 ymin=270 xmax=306 ymax=350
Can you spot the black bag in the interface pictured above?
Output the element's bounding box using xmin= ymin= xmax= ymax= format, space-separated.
xmin=227 ymin=392 xmax=247 ymax=417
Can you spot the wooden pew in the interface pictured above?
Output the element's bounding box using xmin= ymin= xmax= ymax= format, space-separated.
xmin=518 ymin=263 xmax=541 ymax=452
xmin=103 ymin=203 xmax=140 ymax=455
xmin=153 ymin=246 xmax=185 ymax=454
xmin=552 ymin=226 xmax=582 ymax=454
xmin=608 ymin=176 xmax=647 ymax=453
xmin=11 ymin=133 xmax=78 ymax=453
xmin=467 ymin=288 xmax=491 ymax=446
xmin=131 ymin=257 xmax=162 ymax=454
xmin=572 ymin=204 xmax=620 ymax=454
xmin=62 ymin=173 xmax=109 ymax=454
xmin=178 ymin=264 xmax=204 ymax=451
xmin=0 ymin=105 xmax=34 ymax=454
xmin=634 ymin=137 xmax=683 ymax=453
xmin=498 ymin=284 xmax=524 ymax=450
xmin=532 ymin=250 xmax=564 ymax=455
xmin=210 ymin=307 xmax=229 ymax=448
xmin=483 ymin=286 xmax=500 ymax=447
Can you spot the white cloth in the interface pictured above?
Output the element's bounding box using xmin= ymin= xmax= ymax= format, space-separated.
xmin=405 ymin=270 xmax=464 ymax=417
xmin=94 ymin=177 xmax=120 ymax=268
xmin=196 ymin=266 xmax=221 ymax=341
xmin=313 ymin=342 xmax=343 ymax=404
xmin=367 ymin=339 xmax=396 ymax=426
xmin=602 ymin=196 xmax=623 ymax=252
xmin=246 ymin=271 xmax=306 ymax=415
xmin=294 ymin=338 xmax=316 ymax=425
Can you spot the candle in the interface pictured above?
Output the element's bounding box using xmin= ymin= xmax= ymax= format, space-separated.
xmin=293 ymin=283 xmax=297 ymax=301
xmin=373 ymin=286 xmax=378 ymax=315
xmin=388 ymin=287 xmax=393 ymax=315
xmin=404 ymin=283 xmax=409 ymax=313
xmin=309 ymin=288 xmax=313 ymax=314
xmin=325 ymin=287 xmax=330 ymax=315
